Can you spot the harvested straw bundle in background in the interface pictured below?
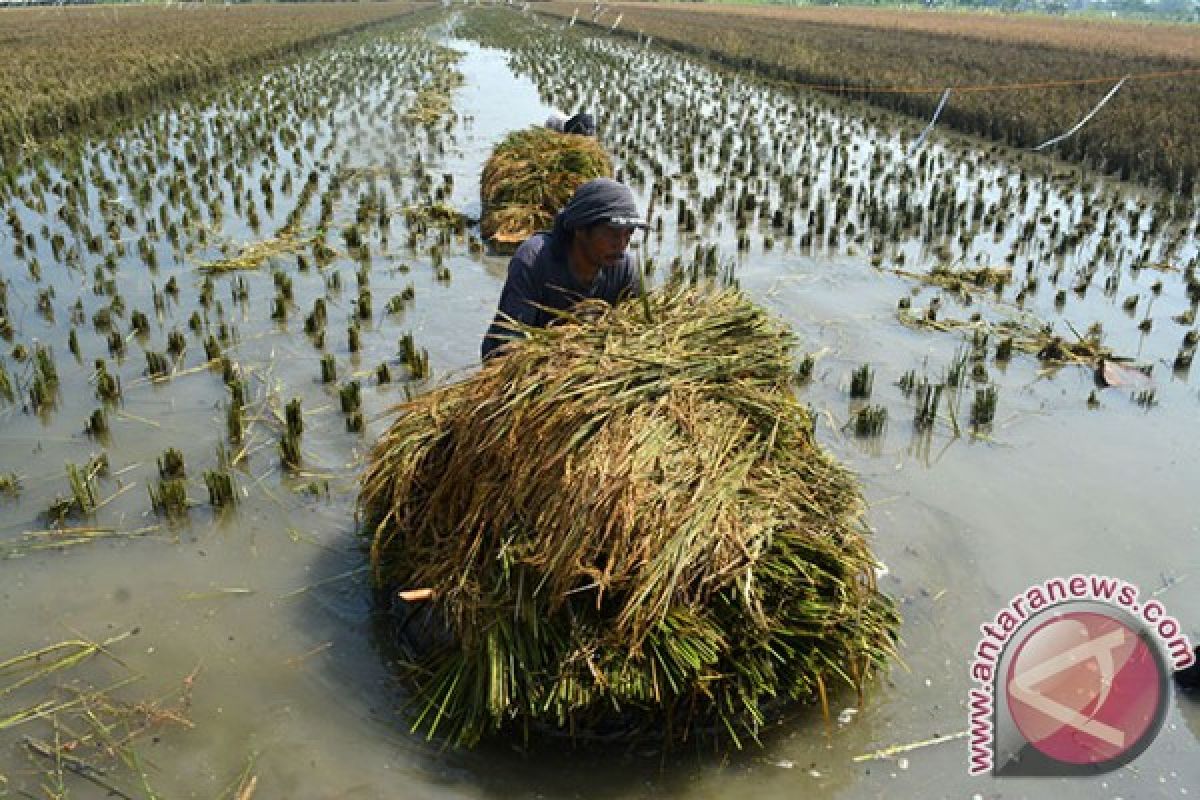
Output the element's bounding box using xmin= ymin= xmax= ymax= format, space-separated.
xmin=360 ymin=287 xmax=898 ymax=747
xmin=479 ymin=126 xmax=612 ymax=251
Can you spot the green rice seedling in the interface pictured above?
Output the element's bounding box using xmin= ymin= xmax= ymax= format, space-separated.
xmin=794 ymin=353 xmax=814 ymax=384
xmin=914 ymin=381 xmax=942 ymax=431
xmin=200 ymin=277 xmax=214 ymax=308
xmin=995 ymin=336 xmax=1014 ymax=363
xmin=853 ymin=405 xmax=888 ymax=438
xmin=348 ymin=324 xmax=361 ymax=353
xmin=272 ymin=270 xmax=293 ymax=301
xmin=217 ymin=322 xmax=239 ymax=346
xmin=339 ymin=380 xmax=361 ymax=413
xmin=342 ymin=224 xmax=363 ymax=250
xmin=149 ymin=478 xmax=189 ymax=518
xmin=285 ymin=397 xmax=303 ymax=438
xmin=399 ymin=332 xmax=430 ymax=380
xmin=107 ymin=330 xmax=125 ymax=357
xmin=320 ymin=354 xmax=336 ymax=384
xmin=158 ymin=448 xmax=185 ymax=480
xmin=970 ymin=329 xmax=989 ymax=362
xmin=0 ymin=472 xmax=19 ymax=497
xmin=95 ymin=360 xmax=121 ymax=403
xmin=1134 ymin=388 xmax=1157 ymax=408
xmin=29 ymin=369 xmax=56 ymax=411
xmin=970 ymin=386 xmax=998 ymax=427
xmin=204 ymin=335 xmax=221 ymax=362
xmin=86 ymin=407 xmax=108 ymax=436
xmin=34 ymin=344 xmax=58 ymax=392
xmin=280 ymin=430 xmax=302 ymax=469
xmin=346 ymin=410 xmax=364 ymax=433
xmin=220 ymin=357 xmax=238 ymax=387
xmin=130 ymin=310 xmax=150 ymax=337
xmin=849 ymin=363 xmax=873 ymax=398
xmin=65 ymin=461 xmax=98 ymax=516
xmin=227 ymin=376 xmax=247 ymax=411
xmin=945 ymin=346 xmax=969 ymax=389
xmin=305 ymin=298 xmax=327 ymax=335
xmin=0 ymin=361 xmax=12 ymax=403
xmin=166 ymin=329 xmax=187 ymax=358
xmin=357 ymin=288 xmax=372 ymax=320
xmin=385 ymin=288 xmax=414 ymax=315
xmin=226 ymin=402 xmax=244 ymax=444
xmin=86 ymin=452 xmax=110 ymax=479
xmin=376 ymin=361 xmax=392 ymax=384
xmin=897 ymin=369 xmax=917 ymax=396
xmin=232 ymin=276 xmax=249 ymax=303
xmin=204 ymin=469 xmax=237 ymax=508
xmin=35 ymin=287 xmax=52 ymax=318
xmin=145 ymin=350 xmax=170 ymax=379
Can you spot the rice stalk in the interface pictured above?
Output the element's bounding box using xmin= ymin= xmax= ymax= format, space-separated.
xmin=480 ymin=127 xmax=612 ymax=250
xmin=360 ymin=286 xmax=898 ymax=748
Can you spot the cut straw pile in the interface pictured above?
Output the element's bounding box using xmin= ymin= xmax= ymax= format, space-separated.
xmin=360 ymin=287 xmax=898 ymax=747
xmin=480 ymin=126 xmax=612 ymax=252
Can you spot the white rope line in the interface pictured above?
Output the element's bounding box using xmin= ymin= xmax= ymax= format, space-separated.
xmin=909 ymin=87 xmax=952 ymax=155
xmin=1033 ymin=76 xmax=1128 ymax=152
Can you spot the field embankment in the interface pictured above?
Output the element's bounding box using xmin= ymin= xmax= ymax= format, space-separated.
xmin=537 ymin=2 xmax=1200 ymax=192
xmin=0 ymin=1 xmax=428 ymax=154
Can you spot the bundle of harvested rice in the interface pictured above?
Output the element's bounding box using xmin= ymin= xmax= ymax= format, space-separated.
xmin=359 ymin=287 xmax=898 ymax=747
xmin=479 ymin=126 xmax=612 ymax=251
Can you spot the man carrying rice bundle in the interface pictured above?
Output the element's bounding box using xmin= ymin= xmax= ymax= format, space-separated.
xmin=481 ymin=177 xmax=647 ymax=360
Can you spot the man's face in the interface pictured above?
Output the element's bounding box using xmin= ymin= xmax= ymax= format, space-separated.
xmin=578 ymin=223 xmax=634 ymax=270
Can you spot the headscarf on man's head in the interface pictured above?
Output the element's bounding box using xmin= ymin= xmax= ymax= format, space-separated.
xmin=564 ymin=112 xmax=596 ymax=136
xmin=552 ymin=178 xmax=647 ymax=243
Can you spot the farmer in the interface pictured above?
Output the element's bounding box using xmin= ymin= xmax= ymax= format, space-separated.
xmin=481 ymin=177 xmax=646 ymax=360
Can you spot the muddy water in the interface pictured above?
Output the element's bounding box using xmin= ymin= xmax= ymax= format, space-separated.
xmin=1 ymin=9 xmax=1197 ymax=798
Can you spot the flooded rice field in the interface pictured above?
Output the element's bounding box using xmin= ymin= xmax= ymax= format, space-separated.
xmin=1 ymin=8 xmax=1197 ymax=797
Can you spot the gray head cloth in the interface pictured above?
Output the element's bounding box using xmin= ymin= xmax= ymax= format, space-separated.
xmin=553 ymin=178 xmax=647 ymax=237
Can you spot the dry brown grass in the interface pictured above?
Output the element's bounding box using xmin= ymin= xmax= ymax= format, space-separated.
xmin=617 ymin=3 xmax=1200 ymax=61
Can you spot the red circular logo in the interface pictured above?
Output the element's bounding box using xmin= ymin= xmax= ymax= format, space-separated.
xmin=1005 ymin=610 xmax=1163 ymax=767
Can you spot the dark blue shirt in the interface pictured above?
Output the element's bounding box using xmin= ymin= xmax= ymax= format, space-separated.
xmin=481 ymin=232 xmax=638 ymax=360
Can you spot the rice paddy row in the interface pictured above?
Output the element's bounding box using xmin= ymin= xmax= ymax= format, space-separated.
xmin=0 ymin=1 xmax=435 ymax=157
xmin=535 ymin=1 xmax=1200 ymax=193
xmin=462 ymin=8 xmax=1197 ymax=426
xmin=0 ymin=17 xmax=472 ymax=554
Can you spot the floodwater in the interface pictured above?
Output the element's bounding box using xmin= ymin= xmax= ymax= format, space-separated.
xmin=1 ymin=8 xmax=1197 ymax=798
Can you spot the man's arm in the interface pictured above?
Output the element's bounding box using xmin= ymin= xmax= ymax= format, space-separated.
xmin=482 ymin=242 xmax=542 ymax=361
